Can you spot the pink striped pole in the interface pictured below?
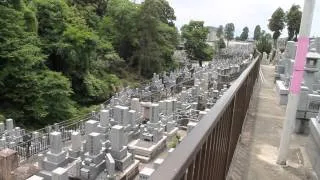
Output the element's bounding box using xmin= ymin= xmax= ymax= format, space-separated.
xmin=277 ymin=0 xmax=315 ymax=165
xmin=289 ymin=37 xmax=310 ymax=94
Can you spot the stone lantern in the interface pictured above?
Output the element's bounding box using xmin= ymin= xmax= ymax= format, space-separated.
xmin=304 ymin=48 xmax=320 ymax=91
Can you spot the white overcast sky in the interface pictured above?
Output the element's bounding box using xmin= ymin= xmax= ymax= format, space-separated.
xmin=166 ymin=0 xmax=320 ymax=38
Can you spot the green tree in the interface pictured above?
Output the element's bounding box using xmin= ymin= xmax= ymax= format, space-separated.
xmin=240 ymin=26 xmax=249 ymax=41
xmin=0 ymin=4 xmax=76 ymax=127
xmin=216 ymin=25 xmax=224 ymax=38
xmin=106 ymin=0 xmax=139 ymax=60
xmin=286 ymin=4 xmax=302 ymax=41
xmin=254 ymin=25 xmax=261 ymax=40
xmin=256 ymin=32 xmax=272 ymax=54
xmin=268 ymin=7 xmax=286 ymax=48
xmin=0 ymin=0 xmax=180 ymax=127
xmin=224 ymin=23 xmax=235 ymax=46
xmin=134 ymin=0 xmax=178 ymax=77
xmin=181 ymin=21 xmax=214 ymax=67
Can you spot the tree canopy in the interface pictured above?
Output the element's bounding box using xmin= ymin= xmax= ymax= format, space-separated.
xmin=254 ymin=25 xmax=261 ymax=40
xmin=268 ymin=7 xmax=285 ymax=47
xmin=224 ymin=23 xmax=235 ymax=45
xmin=240 ymin=27 xmax=249 ymax=41
xmin=256 ymin=32 xmax=272 ymax=54
xmin=181 ymin=21 xmax=214 ymax=67
xmin=286 ymin=5 xmax=302 ymax=41
xmin=0 ymin=0 xmax=179 ymax=127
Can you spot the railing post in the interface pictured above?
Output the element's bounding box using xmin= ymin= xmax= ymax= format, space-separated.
xmin=225 ymin=96 xmax=237 ymax=176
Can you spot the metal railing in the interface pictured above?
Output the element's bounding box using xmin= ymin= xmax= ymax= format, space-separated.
xmin=11 ymin=116 xmax=91 ymax=163
xmin=150 ymin=54 xmax=261 ymax=180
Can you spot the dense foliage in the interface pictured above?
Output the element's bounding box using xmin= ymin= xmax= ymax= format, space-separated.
xmin=240 ymin=27 xmax=249 ymax=41
xmin=254 ymin=25 xmax=261 ymax=41
xmin=268 ymin=7 xmax=286 ymax=48
xmin=0 ymin=0 xmax=179 ymax=127
xmin=286 ymin=5 xmax=302 ymax=41
xmin=181 ymin=21 xmax=214 ymax=67
xmin=256 ymin=31 xmax=273 ymax=54
xmin=224 ymin=23 xmax=235 ymax=46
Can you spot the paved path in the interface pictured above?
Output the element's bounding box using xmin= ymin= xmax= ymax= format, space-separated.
xmin=227 ymin=65 xmax=314 ymax=180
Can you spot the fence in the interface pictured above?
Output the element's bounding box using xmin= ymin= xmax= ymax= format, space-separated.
xmin=150 ymin=54 xmax=261 ymax=180
xmin=11 ymin=116 xmax=91 ymax=163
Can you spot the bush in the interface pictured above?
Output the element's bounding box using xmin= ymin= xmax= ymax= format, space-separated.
xmin=256 ymin=35 xmax=272 ymax=54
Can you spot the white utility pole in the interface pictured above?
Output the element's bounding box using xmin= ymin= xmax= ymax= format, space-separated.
xmin=277 ymin=0 xmax=316 ymax=165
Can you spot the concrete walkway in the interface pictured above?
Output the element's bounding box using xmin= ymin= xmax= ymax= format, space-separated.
xmin=227 ymin=65 xmax=314 ymax=180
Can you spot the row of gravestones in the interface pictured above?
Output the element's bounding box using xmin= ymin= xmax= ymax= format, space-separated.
xmin=0 ymin=119 xmax=27 ymax=150
xmin=8 ymin=44 xmax=254 ymax=180
xmin=26 ymin=60 xmax=248 ymax=180
xmin=11 ymin=43 xmax=252 ymax=155
xmin=106 ymin=43 xmax=254 ymax=109
xmin=275 ymin=37 xmax=320 ymax=134
xmin=30 ymin=84 xmax=218 ymax=180
xmin=2 ymin=53 xmax=250 ymax=166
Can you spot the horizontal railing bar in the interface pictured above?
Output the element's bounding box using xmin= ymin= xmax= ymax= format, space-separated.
xmin=150 ymin=55 xmax=260 ymax=180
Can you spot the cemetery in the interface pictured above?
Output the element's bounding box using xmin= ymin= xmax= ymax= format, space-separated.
xmin=0 ymin=44 xmax=255 ymax=180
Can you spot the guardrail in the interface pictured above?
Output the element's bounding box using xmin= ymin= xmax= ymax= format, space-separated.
xmin=150 ymin=54 xmax=261 ymax=180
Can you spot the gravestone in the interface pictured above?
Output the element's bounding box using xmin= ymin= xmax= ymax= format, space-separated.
xmin=6 ymin=119 xmax=14 ymax=132
xmin=85 ymin=120 xmax=99 ymax=135
xmin=69 ymin=131 xmax=81 ymax=158
xmin=128 ymin=110 xmax=139 ymax=141
xmin=105 ymin=153 xmax=115 ymax=179
xmin=98 ymin=110 xmax=111 ymax=150
xmin=100 ymin=110 xmax=110 ymax=127
xmin=0 ymin=123 xmax=4 ymax=134
xmin=109 ymin=125 xmax=136 ymax=172
xmin=41 ymin=132 xmax=67 ymax=172
xmin=81 ymin=132 xmax=105 ymax=180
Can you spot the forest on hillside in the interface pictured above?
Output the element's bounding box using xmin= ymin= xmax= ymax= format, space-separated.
xmin=0 ymin=0 xmax=180 ymax=127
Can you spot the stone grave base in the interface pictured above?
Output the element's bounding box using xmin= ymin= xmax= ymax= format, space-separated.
xmin=296 ymin=110 xmax=307 ymax=119
xmin=80 ymin=160 xmax=106 ymax=180
xmin=14 ymin=164 xmax=40 ymax=180
xmin=38 ymin=158 xmax=73 ymax=180
xmin=119 ymin=160 xmax=140 ymax=180
xmin=306 ymin=118 xmax=320 ymax=179
xmin=42 ymin=151 xmax=67 ymax=171
xmin=128 ymin=136 xmax=167 ymax=163
xmin=275 ymin=80 xmax=289 ymax=105
xmin=128 ymin=131 xmax=140 ymax=143
xmin=114 ymin=152 xmax=134 ymax=171
xmin=68 ymin=149 xmax=81 ymax=159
